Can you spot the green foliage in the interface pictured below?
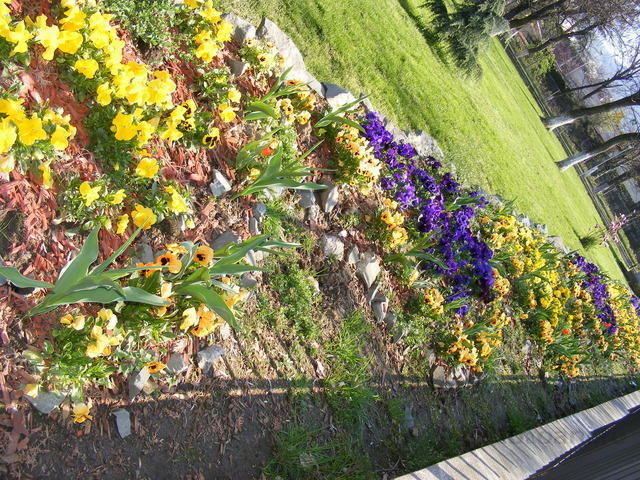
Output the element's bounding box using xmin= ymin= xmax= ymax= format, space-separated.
xmin=263 ymin=425 xmax=371 ymax=480
xmin=324 ymin=310 xmax=375 ymax=427
xmin=525 ymin=48 xmax=557 ymax=79
xmin=263 ymin=257 xmax=320 ymax=339
xmin=233 ymin=142 xmax=326 ymax=198
xmin=102 ymin=0 xmax=181 ymax=51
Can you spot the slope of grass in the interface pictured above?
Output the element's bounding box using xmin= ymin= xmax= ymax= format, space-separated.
xmin=215 ymin=0 xmax=624 ymax=281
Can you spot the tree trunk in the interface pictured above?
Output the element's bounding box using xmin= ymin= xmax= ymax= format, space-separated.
xmin=580 ymin=147 xmax=634 ymax=178
xmin=543 ymin=91 xmax=640 ymax=131
xmin=580 ymin=147 xmax=632 ymax=178
xmin=508 ymin=0 xmax=568 ymax=29
xmin=555 ymin=133 xmax=640 ymax=171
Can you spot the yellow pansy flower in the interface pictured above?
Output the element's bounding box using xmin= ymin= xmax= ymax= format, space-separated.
xmin=116 ymin=213 xmax=129 ymax=235
xmin=79 ymin=181 xmax=101 ymax=207
xmin=165 ymin=186 xmax=188 ymax=214
xmin=0 ymin=117 xmax=17 ymax=154
xmin=218 ymin=104 xmax=237 ymax=123
xmin=57 ymin=30 xmax=83 ymax=54
xmin=98 ymin=308 xmax=118 ymax=329
xmin=111 ymin=111 xmax=138 ymax=141
xmin=71 ymin=403 xmax=92 ymax=423
xmin=180 ymin=307 xmax=198 ymax=331
xmin=38 ymin=160 xmax=53 ymax=189
xmin=7 ymin=21 xmax=33 ymax=55
xmin=74 ymin=58 xmax=99 ymax=79
xmin=145 ymin=361 xmax=166 ymax=374
xmin=35 ymin=15 xmax=60 ymax=61
xmin=96 ymin=82 xmax=112 ymax=106
xmin=109 ymin=189 xmax=126 ymax=205
xmin=0 ymin=155 xmax=15 ymax=173
xmin=227 ymin=88 xmax=241 ymax=103
xmin=131 ymin=204 xmax=156 ymax=229
xmin=135 ymin=156 xmax=159 ymax=178
xmin=50 ymin=125 xmax=71 ymax=150
xmin=16 ymin=115 xmax=47 ymax=146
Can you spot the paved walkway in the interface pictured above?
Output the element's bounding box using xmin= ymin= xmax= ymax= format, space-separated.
xmin=395 ymin=389 xmax=640 ymax=480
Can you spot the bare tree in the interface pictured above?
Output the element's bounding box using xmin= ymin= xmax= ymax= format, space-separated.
xmin=555 ymin=132 xmax=640 ymax=170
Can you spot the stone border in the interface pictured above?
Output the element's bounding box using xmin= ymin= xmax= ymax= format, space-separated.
xmin=394 ymin=388 xmax=640 ymax=480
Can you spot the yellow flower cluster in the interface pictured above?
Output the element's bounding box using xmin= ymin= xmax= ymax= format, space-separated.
xmin=0 ymin=97 xmax=76 ymax=181
xmin=241 ymin=37 xmax=282 ymax=73
xmin=180 ymin=304 xmax=224 ymax=337
xmin=335 ymin=125 xmax=381 ymax=194
xmin=423 ymin=287 xmax=445 ymax=315
xmin=185 ymin=0 xmax=234 ymax=63
xmin=379 ymin=198 xmax=409 ymax=248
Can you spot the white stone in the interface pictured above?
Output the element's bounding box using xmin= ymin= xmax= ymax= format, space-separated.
xmin=197 ymin=345 xmax=225 ymax=372
xmin=356 ymin=251 xmax=380 ymax=289
xmin=212 ymin=231 xmax=241 ymax=251
xmin=256 ymin=18 xmax=323 ymax=94
xmin=317 ymin=179 xmax=339 ymax=213
xmin=167 ymin=353 xmax=189 ymax=375
xmin=320 ymin=235 xmax=344 ymax=259
xmin=210 ymin=170 xmax=232 ymax=197
xmin=347 ymin=246 xmax=360 ymax=265
xmin=221 ymin=13 xmax=256 ymax=44
xmin=112 ymin=409 xmax=131 ymax=438
xmin=321 ymin=82 xmax=357 ymax=110
xmin=229 ymin=59 xmax=249 ymax=77
xmin=25 ymin=391 xmax=66 ymax=415
xmin=128 ymin=367 xmax=150 ymax=400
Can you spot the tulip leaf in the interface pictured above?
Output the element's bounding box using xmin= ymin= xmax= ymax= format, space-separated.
xmin=53 ymin=227 xmax=100 ymax=294
xmin=121 ymin=287 xmax=169 ymax=306
xmin=176 ymin=284 xmax=237 ymax=330
xmin=0 ymin=267 xmax=54 ymax=289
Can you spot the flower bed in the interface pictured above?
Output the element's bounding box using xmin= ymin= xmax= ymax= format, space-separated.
xmin=0 ymin=0 xmax=638 ymax=432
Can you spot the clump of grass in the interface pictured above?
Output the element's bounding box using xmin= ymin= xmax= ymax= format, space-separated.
xmin=325 ymin=310 xmax=375 ymax=427
xmin=263 ymin=425 xmax=371 ymax=480
xmin=259 ymin=257 xmax=320 ymax=340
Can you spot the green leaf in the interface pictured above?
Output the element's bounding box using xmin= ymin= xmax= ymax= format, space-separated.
xmin=54 ymin=227 xmax=100 ymax=294
xmin=122 ymin=287 xmax=169 ymax=306
xmin=209 ymin=264 xmax=263 ymax=276
xmin=92 ymin=227 xmax=142 ymax=275
xmin=0 ymin=267 xmax=53 ymax=289
xmin=175 ymin=284 xmax=238 ymax=330
xmin=30 ymin=287 xmax=125 ymax=315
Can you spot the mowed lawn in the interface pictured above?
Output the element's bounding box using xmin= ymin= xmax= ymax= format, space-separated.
xmin=217 ymin=0 xmax=625 ymax=281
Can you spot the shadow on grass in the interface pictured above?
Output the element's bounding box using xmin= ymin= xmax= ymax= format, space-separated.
xmin=14 ymin=371 xmax=638 ymax=480
xmin=397 ymin=0 xmax=453 ymax=65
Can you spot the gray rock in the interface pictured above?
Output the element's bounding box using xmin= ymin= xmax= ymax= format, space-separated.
xmin=252 ymin=202 xmax=267 ymax=222
xmin=256 ymin=18 xmax=323 ymax=94
xmin=356 ymin=251 xmax=380 ymax=289
xmin=228 ymin=59 xmax=249 ymax=77
xmin=404 ymin=130 xmax=444 ymax=160
xmin=383 ymin=118 xmax=408 ymax=143
xmin=535 ymin=223 xmax=549 ymax=236
xmin=137 ymin=243 xmax=154 ymax=263
xmin=112 ymin=409 xmax=131 ymax=438
xmin=383 ymin=312 xmax=396 ymax=329
xmin=361 ymin=96 xmax=375 ymax=112
xmin=347 ymin=246 xmax=360 ymax=265
xmin=320 ymin=235 xmax=344 ymax=259
xmin=128 ymin=367 xmax=150 ymax=400
xmin=249 ymin=217 xmax=261 ymax=236
xmin=516 ymin=214 xmax=532 ymax=228
xmin=371 ymin=295 xmax=389 ymax=322
xmin=240 ymin=272 xmax=258 ymax=288
xmin=297 ymin=189 xmax=316 ymax=209
xmin=317 ymin=179 xmax=339 ymax=213
xmin=321 ymin=82 xmax=357 ymax=110
xmin=548 ymin=235 xmax=570 ymax=254
xmin=307 ymin=276 xmax=320 ymax=293
xmin=453 ymin=365 xmax=469 ymax=387
xmin=210 ymin=170 xmax=232 ymax=197
xmin=432 ymin=366 xmax=457 ymax=389
xmin=244 ymin=249 xmax=266 ymax=267
xmin=197 ymin=345 xmax=225 ymax=372
xmin=24 ymin=391 xmax=66 ymax=415
xmin=392 ymin=326 xmax=409 ymax=343
xmin=402 ymin=404 xmax=416 ymax=430
xmin=305 ymin=205 xmax=320 ymax=222
xmin=142 ymin=379 xmax=158 ymax=395
xmin=221 ymin=12 xmax=256 ymax=44
xmin=365 ymin=283 xmax=380 ymax=305
xmin=167 ymin=353 xmax=189 ymax=375
xmin=212 ymin=231 xmax=241 ymax=251
xmin=338 ymin=230 xmax=348 ymax=238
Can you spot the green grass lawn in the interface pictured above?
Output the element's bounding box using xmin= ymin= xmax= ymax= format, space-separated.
xmin=216 ymin=0 xmax=625 ymax=281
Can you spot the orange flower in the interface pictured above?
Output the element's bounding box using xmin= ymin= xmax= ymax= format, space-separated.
xmin=194 ymin=245 xmax=214 ymax=266
xmin=260 ymin=146 xmax=275 ymax=156
xmin=137 ymin=262 xmax=160 ymax=278
xmin=155 ymin=252 xmax=181 ymax=274
xmin=145 ymin=361 xmax=166 ymax=374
